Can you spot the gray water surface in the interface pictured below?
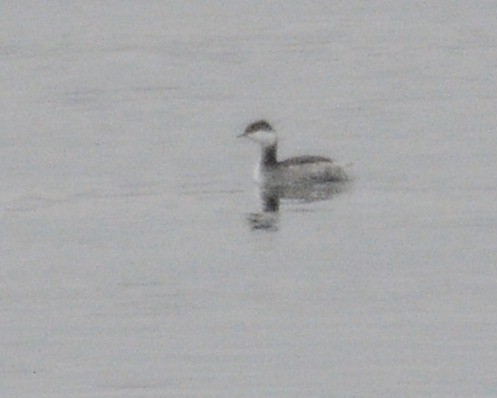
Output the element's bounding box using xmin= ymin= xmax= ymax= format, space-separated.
xmin=2 ymin=2 xmax=497 ymax=397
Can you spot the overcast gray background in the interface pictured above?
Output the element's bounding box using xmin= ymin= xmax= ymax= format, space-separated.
xmin=2 ymin=2 xmax=497 ymax=397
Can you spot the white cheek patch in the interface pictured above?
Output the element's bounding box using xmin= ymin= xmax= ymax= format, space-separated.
xmin=249 ymin=131 xmax=277 ymax=146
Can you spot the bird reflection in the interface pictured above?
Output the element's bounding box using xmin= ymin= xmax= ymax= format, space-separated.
xmin=246 ymin=181 xmax=347 ymax=231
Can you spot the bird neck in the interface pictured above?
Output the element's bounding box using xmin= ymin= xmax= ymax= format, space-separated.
xmin=261 ymin=143 xmax=277 ymax=167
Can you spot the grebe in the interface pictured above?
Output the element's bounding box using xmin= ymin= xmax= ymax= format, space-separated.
xmin=239 ymin=120 xmax=348 ymax=185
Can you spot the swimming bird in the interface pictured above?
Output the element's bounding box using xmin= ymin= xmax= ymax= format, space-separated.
xmin=239 ymin=120 xmax=347 ymax=185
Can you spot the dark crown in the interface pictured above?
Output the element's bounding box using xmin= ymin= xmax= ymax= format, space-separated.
xmin=245 ymin=120 xmax=273 ymax=133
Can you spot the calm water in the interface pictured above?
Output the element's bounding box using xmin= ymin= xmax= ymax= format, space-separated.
xmin=2 ymin=2 xmax=497 ymax=397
